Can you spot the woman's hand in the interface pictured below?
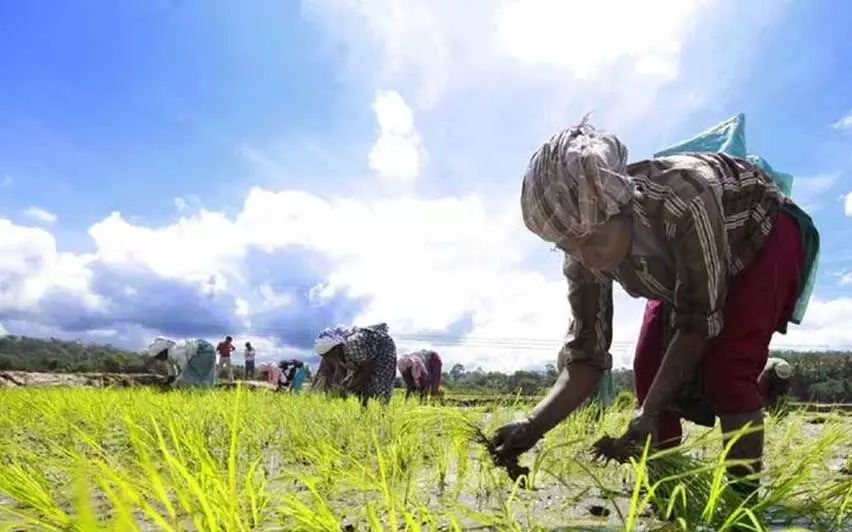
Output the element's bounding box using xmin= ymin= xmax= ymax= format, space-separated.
xmin=619 ymin=409 xmax=658 ymax=447
xmin=592 ymin=409 xmax=658 ymax=464
xmin=490 ymin=419 xmax=543 ymax=463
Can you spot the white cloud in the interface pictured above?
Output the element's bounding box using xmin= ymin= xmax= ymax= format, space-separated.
xmin=303 ymin=0 xmax=758 ymax=133
xmin=314 ymin=0 xmax=711 ymax=102
xmin=844 ymin=192 xmax=852 ymax=217
xmin=773 ymin=297 xmax=852 ymax=350
xmin=22 ymin=207 xmax=58 ymax=225
xmin=0 ymin=175 xmax=11 ymax=188
xmin=0 ymin=220 xmax=99 ymax=315
xmin=367 ymin=90 xmax=425 ymax=182
xmin=88 ymin=210 xmax=243 ymax=287
xmin=174 ymin=197 xmax=189 ymax=212
xmin=491 ymin=0 xmax=706 ymax=81
xmin=832 ymin=111 xmax=852 ymax=130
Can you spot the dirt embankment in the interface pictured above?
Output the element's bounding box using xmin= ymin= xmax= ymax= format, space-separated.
xmin=0 ymin=371 xmax=278 ymax=390
xmin=0 ymin=371 xmax=166 ymax=388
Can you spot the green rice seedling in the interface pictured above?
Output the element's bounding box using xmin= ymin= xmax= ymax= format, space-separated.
xmin=3 ymin=386 xmax=852 ymax=530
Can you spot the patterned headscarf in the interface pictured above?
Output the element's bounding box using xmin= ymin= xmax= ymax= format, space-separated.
xmin=314 ymin=325 xmax=353 ymax=356
xmin=771 ymin=358 xmax=792 ymax=380
xmin=520 ymin=117 xmax=634 ymax=244
xmin=146 ymin=336 xmax=176 ymax=358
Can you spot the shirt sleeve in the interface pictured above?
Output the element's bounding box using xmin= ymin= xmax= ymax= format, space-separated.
xmin=669 ymin=191 xmax=728 ymax=338
xmin=557 ymin=254 xmax=614 ymax=371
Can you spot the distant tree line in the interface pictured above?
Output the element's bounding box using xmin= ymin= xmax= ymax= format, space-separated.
xmin=2 ymin=336 xmax=852 ymax=403
xmin=439 ymin=362 xmax=633 ymax=397
xmin=0 ymin=335 xmax=152 ymax=374
xmin=441 ymin=350 xmax=852 ymax=404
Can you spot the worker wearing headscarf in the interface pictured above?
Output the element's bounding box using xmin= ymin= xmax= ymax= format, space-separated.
xmin=312 ymin=323 xmax=398 ymax=406
xmin=146 ymin=336 xmax=217 ymax=387
xmin=759 ymin=357 xmax=793 ymax=408
xmin=416 ymin=349 xmax=443 ymax=397
xmin=398 ymin=353 xmax=429 ymax=399
xmin=490 ymin=117 xmax=815 ymax=498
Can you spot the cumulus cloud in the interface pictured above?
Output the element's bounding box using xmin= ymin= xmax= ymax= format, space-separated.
xmin=774 ymin=297 xmax=852 ymax=350
xmin=491 ymin=0 xmax=705 ymax=81
xmin=0 ymin=220 xmax=98 ymax=317
xmin=22 ymin=207 xmax=58 ymax=225
xmin=367 ymin=90 xmax=425 ymax=182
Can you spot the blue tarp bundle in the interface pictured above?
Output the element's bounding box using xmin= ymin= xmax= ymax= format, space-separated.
xmin=654 ymin=113 xmax=818 ymax=324
xmin=654 ymin=113 xmax=794 ymax=195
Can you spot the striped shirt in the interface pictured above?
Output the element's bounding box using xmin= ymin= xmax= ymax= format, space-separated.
xmin=561 ymin=152 xmax=788 ymax=371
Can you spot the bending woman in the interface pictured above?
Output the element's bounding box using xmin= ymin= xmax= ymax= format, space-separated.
xmin=490 ymin=117 xmax=817 ymax=499
xmin=313 ymin=323 xmax=398 ymax=406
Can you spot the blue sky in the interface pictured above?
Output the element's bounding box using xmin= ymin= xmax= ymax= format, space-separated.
xmin=1 ymin=0 xmax=852 ymax=371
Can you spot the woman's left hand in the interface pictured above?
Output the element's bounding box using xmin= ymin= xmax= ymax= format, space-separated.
xmin=619 ymin=410 xmax=658 ymax=446
xmin=592 ymin=410 xmax=658 ymax=464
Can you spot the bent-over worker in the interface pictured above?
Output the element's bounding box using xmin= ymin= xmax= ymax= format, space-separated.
xmin=490 ymin=118 xmax=818 ymax=498
xmin=146 ymin=336 xmax=217 ymax=387
xmin=398 ymin=353 xmax=429 ymax=399
xmin=759 ymin=356 xmax=793 ymax=409
xmin=313 ymin=323 xmax=398 ymax=406
xmin=417 ymin=349 xmax=443 ymax=398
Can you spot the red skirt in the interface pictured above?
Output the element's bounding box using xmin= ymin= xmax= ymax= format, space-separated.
xmin=633 ymin=210 xmax=804 ymax=445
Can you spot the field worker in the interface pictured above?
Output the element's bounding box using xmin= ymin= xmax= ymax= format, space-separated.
xmin=398 ymin=353 xmax=428 ymax=399
xmin=276 ymin=360 xmax=294 ymax=391
xmin=417 ymin=349 xmax=444 ymax=397
xmin=276 ymin=359 xmax=305 ymax=391
xmin=216 ymin=335 xmax=235 ymax=383
xmin=490 ymin=117 xmax=818 ymax=498
xmin=146 ymin=336 xmax=217 ymax=387
xmin=313 ymin=323 xmax=398 ymax=407
xmin=244 ymin=342 xmax=256 ymax=380
xmin=290 ymin=360 xmax=307 ymax=393
xmin=759 ymin=356 xmax=793 ymax=408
